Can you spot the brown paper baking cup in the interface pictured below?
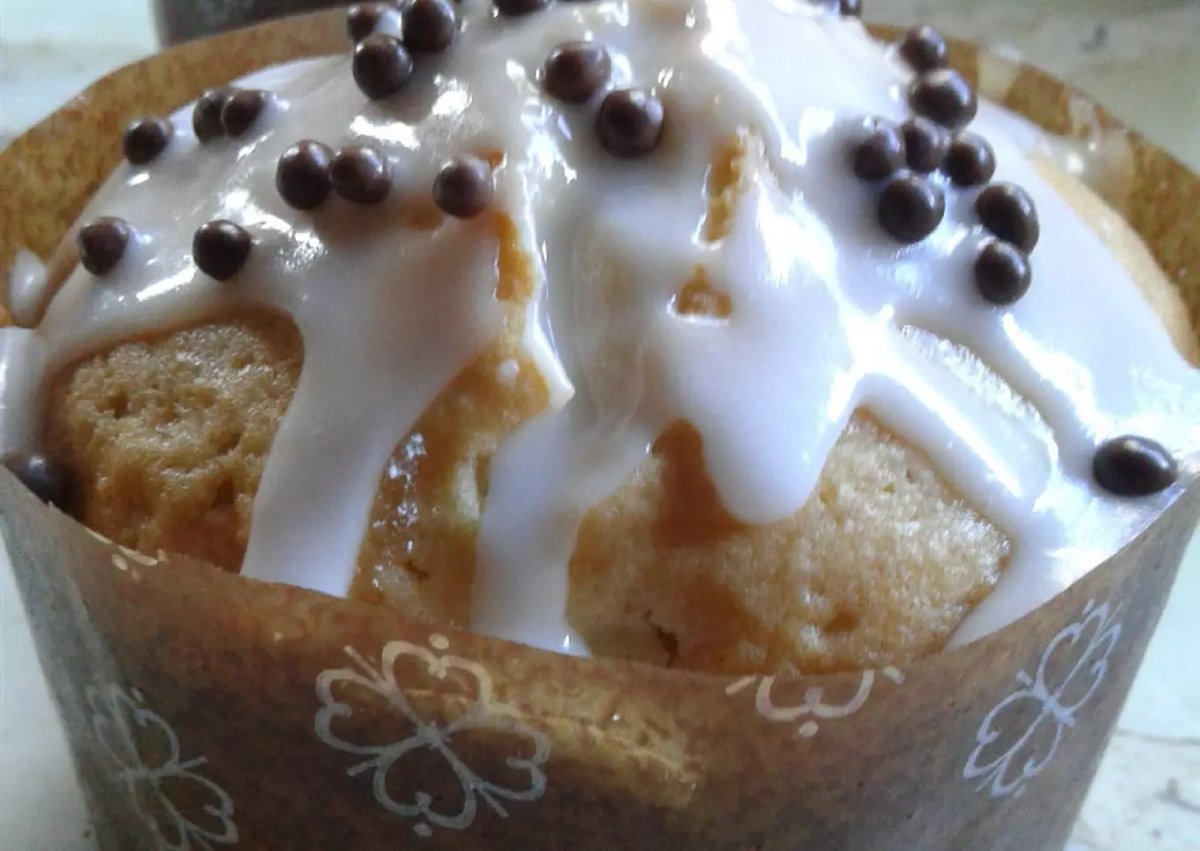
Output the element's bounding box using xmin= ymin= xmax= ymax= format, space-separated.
xmin=2 ymin=13 xmax=1199 ymax=850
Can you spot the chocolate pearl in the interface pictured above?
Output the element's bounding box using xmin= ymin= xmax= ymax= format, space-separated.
xmin=596 ymin=88 xmax=666 ymax=159
xmin=976 ymin=182 xmax=1040 ymax=252
xmin=900 ymin=116 xmax=948 ymax=173
xmin=221 ymin=89 xmax=269 ymax=137
xmin=193 ymin=220 xmax=252 ymax=281
xmin=543 ymin=41 xmax=611 ymax=104
xmin=909 ymin=68 xmax=977 ymax=129
xmin=77 ymin=217 xmax=132 ymax=276
xmin=494 ymin=0 xmax=550 ymax=15
xmin=943 ymin=131 xmax=996 ymax=186
xmin=123 ymin=117 xmax=173 ymax=165
xmin=433 ymin=156 xmax=494 ymax=218
xmin=898 ymin=25 xmax=948 ymax=73
xmin=877 ymin=173 xmax=945 ymax=244
xmin=193 ymin=87 xmax=234 ymax=142
xmin=4 ymin=452 xmax=74 ymax=510
xmin=347 ymin=2 xmax=391 ymax=42
xmin=852 ymin=119 xmax=905 ymax=181
xmin=839 ymin=0 xmax=862 ymax=17
xmin=331 ymin=146 xmax=392 ymax=204
xmin=1093 ymin=436 xmax=1178 ymax=497
xmin=353 ymin=34 xmax=414 ymax=100
xmin=276 ymin=140 xmax=335 ymax=210
xmin=404 ymin=0 xmax=457 ymax=53
xmin=974 ymin=239 xmax=1031 ymax=305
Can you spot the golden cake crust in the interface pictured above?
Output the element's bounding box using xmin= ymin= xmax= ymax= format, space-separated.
xmin=568 ymin=416 xmax=1008 ymax=674
xmin=47 ymin=311 xmax=300 ymax=569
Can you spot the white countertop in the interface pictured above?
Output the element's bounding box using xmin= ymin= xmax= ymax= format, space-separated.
xmin=0 ymin=1 xmax=1198 ymax=849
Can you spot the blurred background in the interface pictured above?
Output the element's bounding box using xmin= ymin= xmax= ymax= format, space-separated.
xmin=0 ymin=1 xmax=1198 ymax=849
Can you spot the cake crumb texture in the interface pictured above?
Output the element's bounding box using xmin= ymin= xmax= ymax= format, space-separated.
xmin=47 ymin=311 xmax=301 ymax=570
xmin=569 ymin=417 xmax=1009 ymax=675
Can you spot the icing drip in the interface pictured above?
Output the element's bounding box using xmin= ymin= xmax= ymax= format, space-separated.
xmin=3 ymin=0 xmax=1199 ymax=656
xmin=7 ymin=250 xmax=48 ymax=328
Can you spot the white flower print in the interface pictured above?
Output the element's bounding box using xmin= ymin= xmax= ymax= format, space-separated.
xmin=726 ymin=666 xmax=906 ymax=737
xmin=87 ymin=683 xmax=238 ymax=850
xmin=314 ymin=633 xmax=551 ymax=838
xmin=963 ymin=599 xmax=1123 ymax=798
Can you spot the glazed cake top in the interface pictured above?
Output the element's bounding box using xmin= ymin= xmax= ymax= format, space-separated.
xmin=3 ymin=0 xmax=1198 ymax=654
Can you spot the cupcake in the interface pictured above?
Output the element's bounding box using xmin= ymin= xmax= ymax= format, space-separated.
xmin=0 ymin=1 xmax=1197 ymax=849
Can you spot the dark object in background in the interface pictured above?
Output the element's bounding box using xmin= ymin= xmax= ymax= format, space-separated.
xmin=155 ymin=0 xmax=347 ymax=44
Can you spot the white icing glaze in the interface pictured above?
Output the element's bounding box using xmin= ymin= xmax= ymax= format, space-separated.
xmin=7 ymin=249 xmax=49 ymax=328
xmin=0 ymin=327 xmax=45 ymax=457
xmin=3 ymin=0 xmax=1198 ymax=658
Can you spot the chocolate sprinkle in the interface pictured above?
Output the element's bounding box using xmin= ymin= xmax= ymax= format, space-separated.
xmin=276 ymin=140 xmax=335 ymax=211
xmin=353 ymin=34 xmax=414 ymax=100
xmin=900 ymin=116 xmax=948 ymax=173
xmin=494 ymin=0 xmax=550 ymax=15
xmin=852 ymin=119 xmax=905 ymax=181
xmin=221 ymin=90 xmax=270 ymax=137
xmin=433 ymin=155 xmax=494 ymax=218
xmin=877 ymin=173 xmax=945 ymax=244
xmin=77 ymin=217 xmax=132 ymax=276
xmin=193 ymin=220 xmax=252 ymax=281
xmin=1093 ymin=436 xmax=1178 ymax=497
xmin=898 ymin=26 xmax=948 ymax=73
xmin=543 ymin=41 xmax=612 ymax=104
xmin=123 ymin=117 xmax=174 ymax=165
xmin=404 ymin=0 xmax=458 ymax=53
xmin=839 ymin=0 xmax=862 ymax=17
xmin=943 ymin=131 xmax=996 ymax=186
xmin=331 ymin=145 xmax=392 ymax=204
xmin=347 ymin=2 xmax=391 ymax=42
xmin=193 ymin=87 xmax=234 ymax=142
xmin=976 ymin=182 xmax=1040 ymax=252
xmin=4 ymin=452 xmax=74 ymax=511
xmin=909 ymin=68 xmax=977 ymax=129
xmin=974 ymin=239 xmax=1031 ymax=305
xmin=596 ymin=88 xmax=666 ymax=159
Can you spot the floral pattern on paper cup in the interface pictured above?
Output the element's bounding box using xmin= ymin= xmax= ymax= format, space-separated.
xmin=726 ymin=666 xmax=906 ymax=737
xmin=963 ymin=599 xmax=1123 ymax=798
xmin=314 ymin=633 xmax=551 ymax=838
xmin=86 ymin=683 xmax=239 ymax=850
